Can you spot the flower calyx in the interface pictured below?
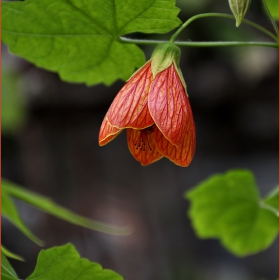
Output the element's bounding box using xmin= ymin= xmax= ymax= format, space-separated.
xmin=150 ymin=42 xmax=186 ymax=88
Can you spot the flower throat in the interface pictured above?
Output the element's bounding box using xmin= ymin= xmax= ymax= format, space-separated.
xmin=134 ymin=125 xmax=156 ymax=151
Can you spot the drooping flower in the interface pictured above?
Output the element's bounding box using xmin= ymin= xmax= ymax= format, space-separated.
xmin=99 ymin=42 xmax=195 ymax=167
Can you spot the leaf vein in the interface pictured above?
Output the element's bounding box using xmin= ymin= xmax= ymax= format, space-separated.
xmin=28 ymin=245 xmax=73 ymax=280
xmin=3 ymin=30 xmax=112 ymax=38
xmin=62 ymin=0 xmax=113 ymax=36
xmin=118 ymin=0 xmax=157 ymax=35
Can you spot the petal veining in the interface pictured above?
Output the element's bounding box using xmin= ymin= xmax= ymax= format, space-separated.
xmin=148 ymin=63 xmax=190 ymax=147
xmin=107 ymin=61 xmax=154 ymax=130
xmin=127 ymin=127 xmax=163 ymax=166
xmin=154 ymin=118 xmax=195 ymax=167
xmin=99 ymin=116 xmax=122 ymax=146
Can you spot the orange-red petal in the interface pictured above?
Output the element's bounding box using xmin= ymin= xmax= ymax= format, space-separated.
xmin=99 ymin=116 xmax=122 ymax=146
xmin=148 ymin=63 xmax=190 ymax=147
xmin=154 ymin=119 xmax=195 ymax=167
xmin=107 ymin=61 xmax=154 ymax=130
xmin=127 ymin=128 xmax=163 ymax=166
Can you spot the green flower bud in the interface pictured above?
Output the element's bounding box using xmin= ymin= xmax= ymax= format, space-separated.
xmin=228 ymin=0 xmax=251 ymax=27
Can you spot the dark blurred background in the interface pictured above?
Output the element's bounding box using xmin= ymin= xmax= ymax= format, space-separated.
xmin=2 ymin=0 xmax=278 ymax=279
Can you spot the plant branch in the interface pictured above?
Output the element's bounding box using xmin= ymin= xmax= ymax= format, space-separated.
xmin=120 ymin=37 xmax=278 ymax=48
xmin=169 ymin=13 xmax=278 ymax=43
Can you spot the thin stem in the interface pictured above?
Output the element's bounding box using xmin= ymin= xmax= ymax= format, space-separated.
xmin=120 ymin=37 xmax=278 ymax=48
xmin=243 ymin=17 xmax=278 ymax=41
xmin=169 ymin=13 xmax=278 ymax=43
xmin=261 ymin=0 xmax=279 ymax=36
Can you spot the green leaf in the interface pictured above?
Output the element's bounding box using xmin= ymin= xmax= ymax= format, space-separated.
xmin=2 ymin=179 xmax=131 ymax=236
xmin=2 ymin=247 xmax=24 ymax=262
xmin=2 ymin=0 xmax=181 ymax=86
xmin=264 ymin=0 xmax=279 ymax=19
xmin=27 ymin=244 xmax=123 ymax=280
xmin=2 ymin=186 xmax=44 ymax=246
xmin=1 ymin=252 xmax=19 ymax=280
xmin=185 ymin=170 xmax=279 ymax=257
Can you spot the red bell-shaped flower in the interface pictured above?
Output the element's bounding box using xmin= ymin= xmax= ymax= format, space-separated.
xmin=99 ymin=43 xmax=195 ymax=167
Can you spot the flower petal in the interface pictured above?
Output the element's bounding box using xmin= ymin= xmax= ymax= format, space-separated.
xmin=154 ymin=120 xmax=195 ymax=167
xmin=148 ymin=63 xmax=190 ymax=147
xmin=99 ymin=116 xmax=122 ymax=146
xmin=127 ymin=128 xmax=163 ymax=166
xmin=107 ymin=61 xmax=154 ymax=130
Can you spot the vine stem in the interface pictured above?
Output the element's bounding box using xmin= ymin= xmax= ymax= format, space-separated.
xmin=120 ymin=13 xmax=279 ymax=49
xmin=169 ymin=13 xmax=278 ymax=43
xmin=120 ymin=37 xmax=278 ymax=48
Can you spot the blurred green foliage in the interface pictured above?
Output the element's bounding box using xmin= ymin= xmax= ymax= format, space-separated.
xmin=186 ymin=170 xmax=279 ymax=257
xmin=2 ymin=69 xmax=26 ymax=134
xmin=1 ymin=246 xmax=24 ymax=262
xmin=2 ymin=179 xmax=131 ymax=239
xmin=265 ymin=0 xmax=279 ymax=19
xmin=264 ymin=188 xmax=279 ymax=211
xmin=1 ymin=252 xmax=19 ymax=280
xmin=2 ymin=183 xmax=44 ymax=246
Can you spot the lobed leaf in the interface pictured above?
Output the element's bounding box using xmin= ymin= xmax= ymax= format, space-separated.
xmin=2 ymin=0 xmax=181 ymax=86
xmin=185 ymin=169 xmax=279 ymax=257
xmin=27 ymin=244 xmax=123 ymax=280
